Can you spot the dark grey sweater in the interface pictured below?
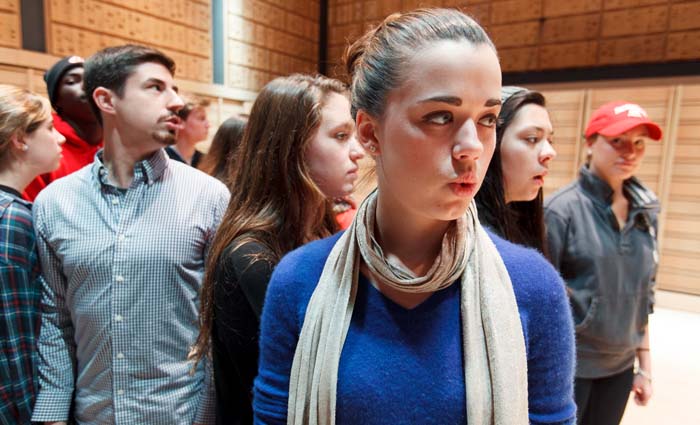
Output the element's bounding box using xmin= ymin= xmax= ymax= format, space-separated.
xmin=544 ymin=166 xmax=659 ymax=379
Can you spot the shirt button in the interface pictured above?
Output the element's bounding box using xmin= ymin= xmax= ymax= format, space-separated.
xmin=115 ymin=275 xmax=124 ymax=282
xmin=112 ymin=198 xmax=119 ymax=205
xmin=117 ymin=352 xmax=125 ymax=359
xmin=117 ymin=234 xmax=125 ymax=242
xmin=117 ymin=389 xmax=125 ymax=395
xmin=115 ymin=314 xmax=123 ymax=322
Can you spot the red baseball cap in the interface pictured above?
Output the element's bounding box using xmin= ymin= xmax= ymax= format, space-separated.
xmin=585 ymin=101 xmax=663 ymax=141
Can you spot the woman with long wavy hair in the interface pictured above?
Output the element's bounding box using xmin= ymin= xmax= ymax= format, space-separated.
xmin=191 ymin=74 xmax=364 ymax=425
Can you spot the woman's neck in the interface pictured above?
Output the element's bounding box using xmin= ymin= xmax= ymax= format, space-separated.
xmin=0 ymin=166 xmax=34 ymax=194
xmin=375 ymin=192 xmax=450 ymax=277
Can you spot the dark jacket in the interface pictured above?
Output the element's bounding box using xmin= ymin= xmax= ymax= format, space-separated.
xmin=544 ymin=166 xmax=659 ymax=379
xmin=212 ymin=241 xmax=275 ymax=425
xmin=165 ymin=145 xmax=203 ymax=168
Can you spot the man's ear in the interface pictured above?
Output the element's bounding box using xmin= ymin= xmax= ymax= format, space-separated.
xmin=93 ymin=87 xmax=116 ymax=117
xmin=356 ymin=109 xmax=381 ymax=156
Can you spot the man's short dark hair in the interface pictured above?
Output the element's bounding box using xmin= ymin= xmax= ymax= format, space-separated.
xmin=83 ymin=44 xmax=176 ymax=125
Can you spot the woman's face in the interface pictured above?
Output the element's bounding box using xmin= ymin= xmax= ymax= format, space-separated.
xmin=500 ymin=103 xmax=556 ymax=203
xmin=306 ymin=92 xmax=364 ymax=199
xmin=358 ymin=40 xmax=502 ymax=223
xmin=588 ymin=124 xmax=648 ymax=184
xmin=23 ymin=117 xmax=65 ymax=174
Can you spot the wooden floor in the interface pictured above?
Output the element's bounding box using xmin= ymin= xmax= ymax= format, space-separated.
xmin=620 ymin=306 xmax=700 ymax=425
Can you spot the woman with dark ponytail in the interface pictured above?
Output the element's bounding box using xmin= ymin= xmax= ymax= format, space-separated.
xmin=254 ymin=8 xmax=575 ymax=425
xmin=475 ymin=87 xmax=556 ymax=254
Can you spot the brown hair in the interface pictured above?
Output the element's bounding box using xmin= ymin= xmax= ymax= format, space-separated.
xmin=0 ymin=84 xmax=51 ymax=165
xmin=475 ymin=88 xmax=549 ymax=254
xmin=192 ymin=74 xmax=347 ymax=363
xmin=177 ymin=94 xmax=211 ymax=120
xmin=84 ymin=44 xmax=176 ymax=125
xmin=344 ymin=8 xmax=495 ymax=119
xmin=198 ymin=115 xmax=247 ymax=187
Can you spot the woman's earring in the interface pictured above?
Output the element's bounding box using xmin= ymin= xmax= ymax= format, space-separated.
xmin=21 ymin=144 xmax=29 ymax=152
xmin=368 ymin=145 xmax=377 ymax=153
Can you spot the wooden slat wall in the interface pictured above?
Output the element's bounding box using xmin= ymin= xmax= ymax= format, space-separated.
xmin=0 ymin=0 xmax=20 ymax=49
xmin=45 ymin=0 xmax=213 ymax=83
xmin=227 ymin=0 xmax=319 ymax=92
xmin=327 ymin=0 xmax=700 ymax=74
xmin=658 ymin=85 xmax=700 ymax=294
xmin=0 ymin=47 xmax=249 ymax=150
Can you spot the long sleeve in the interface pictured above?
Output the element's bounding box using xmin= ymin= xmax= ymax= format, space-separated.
xmin=30 ymin=208 xmax=76 ymax=422
xmin=525 ymin=263 xmax=577 ymax=425
xmin=193 ymin=190 xmax=231 ymax=425
xmin=543 ymin=208 xmax=569 ymax=271
xmin=253 ymin=263 xmax=304 ymax=425
xmin=0 ymin=200 xmax=41 ymax=424
xmin=193 ymin=357 xmax=216 ymax=424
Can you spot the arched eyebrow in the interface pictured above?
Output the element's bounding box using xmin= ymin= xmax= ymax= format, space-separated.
xmin=417 ymin=96 xmax=502 ymax=107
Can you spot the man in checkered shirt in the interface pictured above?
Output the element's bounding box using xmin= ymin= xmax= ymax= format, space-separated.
xmin=31 ymin=45 xmax=230 ymax=425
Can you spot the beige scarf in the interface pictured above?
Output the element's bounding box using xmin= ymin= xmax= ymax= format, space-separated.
xmin=288 ymin=190 xmax=528 ymax=424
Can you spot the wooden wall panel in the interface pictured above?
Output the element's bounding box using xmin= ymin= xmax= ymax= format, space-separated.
xmin=0 ymin=46 xmax=248 ymax=156
xmin=327 ymin=0 xmax=700 ymax=73
xmin=539 ymin=89 xmax=586 ymax=195
xmin=44 ymin=0 xmax=212 ymax=83
xmin=0 ymin=0 xmax=20 ymax=49
xmin=658 ymin=84 xmax=700 ymax=295
xmin=227 ymin=0 xmax=319 ymax=92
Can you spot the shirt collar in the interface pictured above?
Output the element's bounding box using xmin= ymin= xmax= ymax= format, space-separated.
xmin=578 ymin=165 xmax=658 ymax=210
xmin=0 ymin=185 xmax=31 ymax=208
xmin=92 ymin=148 xmax=169 ymax=188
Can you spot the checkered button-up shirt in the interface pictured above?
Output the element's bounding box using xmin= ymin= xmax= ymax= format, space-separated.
xmin=0 ymin=188 xmax=41 ymax=424
xmin=31 ymin=149 xmax=230 ymax=424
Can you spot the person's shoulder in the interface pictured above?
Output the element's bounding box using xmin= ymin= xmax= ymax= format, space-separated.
xmin=488 ymin=230 xmax=565 ymax=307
xmin=275 ymin=232 xmax=342 ymax=278
xmin=0 ymin=194 xmax=32 ymax=227
xmin=266 ymin=233 xmax=343 ymax=300
xmin=543 ymin=179 xmax=581 ymax=212
xmin=167 ymin=160 xmax=229 ymax=195
xmin=221 ymin=240 xmax=275 ymax=272
xmin=34 ymin=166 xmax=92 ymax=207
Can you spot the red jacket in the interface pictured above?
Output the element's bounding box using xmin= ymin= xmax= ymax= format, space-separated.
xmin=23 ymin=113 xmax=102 ymax=201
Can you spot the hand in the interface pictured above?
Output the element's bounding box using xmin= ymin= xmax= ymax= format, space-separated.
xmin=632 ymin=373 xmax=653 ymax=406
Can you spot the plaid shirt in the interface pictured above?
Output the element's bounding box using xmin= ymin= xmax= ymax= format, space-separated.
xmin=0 ymin=188 xmax=41 ymax=424
xmin=30 ymin=149 xmax=229 ymax=424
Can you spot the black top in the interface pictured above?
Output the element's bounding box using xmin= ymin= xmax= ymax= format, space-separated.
xmin=212 ymin=241 xmax=275 ymax=425
xmin=165 ymin=146 xmax=203 ymax=168
xmin=544 ymin=166 xmax=659 ymax=378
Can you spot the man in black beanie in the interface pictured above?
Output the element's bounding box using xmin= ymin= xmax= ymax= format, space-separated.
xmin=23 ymin=55 xmax=103 ymax=201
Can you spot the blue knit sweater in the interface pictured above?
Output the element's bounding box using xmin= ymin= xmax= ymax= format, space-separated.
xmin=254 ymin=231 xmax=576 ymax=424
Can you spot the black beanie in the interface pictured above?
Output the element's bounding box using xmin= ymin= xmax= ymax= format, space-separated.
xmin=44 ymin=55 xmax=84 ymax=110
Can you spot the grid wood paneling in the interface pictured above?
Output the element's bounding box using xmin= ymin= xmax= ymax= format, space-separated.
xmin=0 ymin=46 xmax=247 ymax=152
xmin=0 ymin=0 xmax=20 ymax=48
xmin=227 ymin=0 xmax=319 ymax=92
xmin=45 ymin=0 xmax=212 ymax=82
xmin=327 ymin=0 xmax=700 ymax=74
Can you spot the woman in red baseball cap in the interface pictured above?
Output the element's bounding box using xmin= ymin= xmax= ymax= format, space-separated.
xmin=544 ymin=100 xmax=662 ymax=425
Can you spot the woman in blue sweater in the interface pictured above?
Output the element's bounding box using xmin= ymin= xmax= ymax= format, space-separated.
xmin=254 ymin=8 xmax=576 ymax=425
